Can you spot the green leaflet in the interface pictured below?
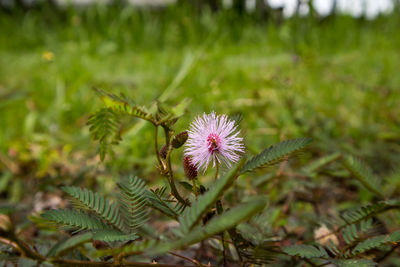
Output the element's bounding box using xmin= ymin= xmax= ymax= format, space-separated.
xmin=178 ymin=159 xmax=245 ymax=233
xmin=342 ymin=155 xmax=384 ymax=198
xmin=301 ymin=152 xmax=341 ymax=174
xmin=95 ymin=240 xmax=157 ymax=257
xmin=62 ymin=186 xmax=125 ymax=231
xmin=47 ymin=232 xmax=93 ymax=257
xmin=283 ymin=244 xmax=328 ymax=259
xmin=117 ymin=176 xmax=150 ymax=233
xmin=340 ymin=200 xmax=400 ymax=225
xmin=352 ymin=230 xmax=400 ymax=255
xmin=240 ymin=138 xmax=312 ymax=174
xmin=94 ymin=88 xmax=153 ymax=121
xmin=87 ymin=107 xmax=121 ymax=161
xmin=146 ymin=187 xmax=185 ymax=220
xmin=93 ymin=230 xmax=138 ymax=242
xmin=40 ymin=209 xmax=112 ymax=231
xmin=150 ymin=196 xmax=267 ymax=255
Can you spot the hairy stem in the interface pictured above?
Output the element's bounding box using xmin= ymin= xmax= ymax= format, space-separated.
xmin=154 ymin=125 xmax=164 ymax=170
xmin=192 ymin=179 xmax=198 ymax=197
xmin=163 ymin=126 xmax=189 ymax=206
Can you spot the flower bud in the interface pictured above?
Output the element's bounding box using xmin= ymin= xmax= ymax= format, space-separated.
xmin=183 ymin=156 xmax=198 ymax=180
xmin=172 ymin=131 xmax=188 ymax=149
xmin=159 ymin=144 xmax=167 ymax=159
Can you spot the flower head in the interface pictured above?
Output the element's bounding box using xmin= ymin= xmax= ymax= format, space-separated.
xmin=184 ymin=112 xmax=244 ymax=172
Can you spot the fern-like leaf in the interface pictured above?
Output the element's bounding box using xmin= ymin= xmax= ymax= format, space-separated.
xmin=352 ymin=235 xmax=387 ymax=255
xmin=87 ymin=107 xmax=121 ymax=161
xmin=146 ymin=187 xmax=185 ymax=220
xmin=352 ymin=230 xmax=400 ymax=255
xmin=240 ymin=138 xmax=312 ymax=174
xmin=41 ymin=210 xmax=112 ymax=231
xmin=240 ymin=243 xmax=279 ymax=264
xmin=340 ymin=200 xmax=400 ymax=225
xmin=94 ymin=88 xmax=153 ymax=121
xmin=283 ymin=244 xmax=328 ymax=259
xmin=62 ymin=186 xmax=124 ymax=231
xmin=93 ymin=230 xmax=138 ymax=242
xmin=342 ymin=155 xmax=383 ymax=198
xmin=117 ymin=176 xmax=150 ymax=233
xmin=95 ymin=240 xmax=157 ymax=257
xmin=178 ymin=159 xmax=245 ymax=233
xmin=150 ymin=196 xmax=268 ymax=255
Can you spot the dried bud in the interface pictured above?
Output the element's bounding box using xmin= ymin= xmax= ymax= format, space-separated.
xmin=314 ymin=224 xmax=339 ymax=246
xmin=159 ymin=144 xmax=167 ymax=159
xmin=183 ymin=156 xmax=198 ymax=180
xmin=172 ymin=131 xmax=188 ymax=149
xmin=0 ymin=214 xmax=12 ymax=234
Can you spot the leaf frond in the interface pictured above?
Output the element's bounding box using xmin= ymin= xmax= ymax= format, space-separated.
xmin=146 ymin=187 xmax=185 ymax=220
xmin=240 ymin=138 xmax=312 ymax=174
xmin=40 ymin=209 xmax=112 ymax=231
xmin=62 ymin=186 xmax=125 ymax=231
xmin=93 ymin=230 xmax=138 ymax=243
xmin=117 ymin=176 xmax=150 ymax=233
xmin=342 ymin=155 xmax=384 ymax=197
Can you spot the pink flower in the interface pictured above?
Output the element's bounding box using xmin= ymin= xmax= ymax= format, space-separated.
xmin=184 ymin=112 xmax=245 ymax=172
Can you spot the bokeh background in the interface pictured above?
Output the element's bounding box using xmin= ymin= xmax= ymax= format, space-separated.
xmin=0 ymin=0 xmax=399 ymax=202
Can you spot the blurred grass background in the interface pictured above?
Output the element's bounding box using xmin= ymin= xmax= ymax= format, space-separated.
xmin=0 ymin=2 xmax=400 ymax=200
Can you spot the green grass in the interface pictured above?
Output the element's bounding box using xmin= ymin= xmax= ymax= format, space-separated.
xmin=1 ymin=5 xmax=400 ymax=181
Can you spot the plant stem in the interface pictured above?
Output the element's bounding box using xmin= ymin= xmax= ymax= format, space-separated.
xmin=214 ymin=161 xmax=220 ymax=181
xmin=192 ymin=179 xmax=198 ymax=197
xmin=168 ymin=251 xmax=204 ymax=266
xmin=216 ymin=200 xmax=227 ymax=266
xmin=154 ymin=125 xmax=164 ymax=170
xmin=162 ymin=126 xmax=189 ymax=206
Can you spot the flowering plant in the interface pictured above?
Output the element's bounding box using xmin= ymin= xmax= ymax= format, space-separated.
xmin=1 ymin=89 xmax=399 ymax=267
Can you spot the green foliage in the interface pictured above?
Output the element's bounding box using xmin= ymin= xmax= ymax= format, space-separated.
xmin=62 ymin=186 xmax=125 ymax=231
xmin=117 ymin=176 xmax=149 ymax=233
xmin=240 ymin=138 xmax=312 ymax=174
xmin=96 ymin=240 xmax=157 ymax=257
xmin=40 ymin=176 xmax=152 ymax=251
xmin=340 ymin=200 xmax=400 ymax=225
xmin=178 ymin=159 xmax=245 ymax=233
xmin=94 ymin=88 xmax=153 ymax=121
xmin=87 ymin=107 xmax=121 ymax=161
xmin=341 ymin=219 xmax=373 ymax=245
xmin=352 ymin=230 xmax=400 ymax=255
xmin=93 ymin=230 xmax=138 ymax=242
xmin=40 ymin=210 xmax=112 ymax=231
xmin=302 ymin=152 xmax=341 ymax=174
xmin=47 ymin=232 xmax=93 ymax=257
xmin=146 ymin=187 xmax=185 ymax=220
xmin=283 ymin=244 xmax=328 ymax=259
xmin=151 ymin=196 xmax=268 ymax=255
xmin=1 ymin=3 xmax=400 ymax=266
xmin=342 ymin=155 xmax=384 ymax=198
